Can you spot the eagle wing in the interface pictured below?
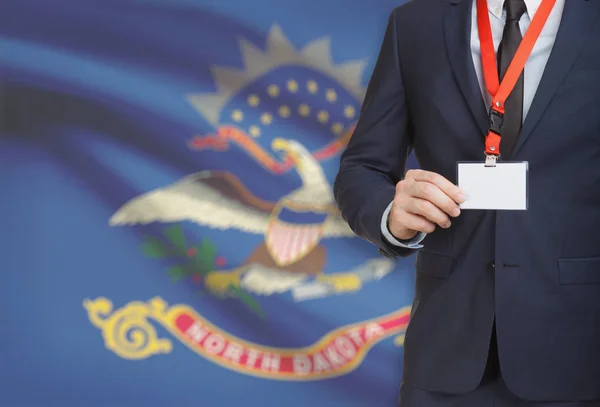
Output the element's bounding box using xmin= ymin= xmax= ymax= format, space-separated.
xmin=239 ymin=265 xmax=308 ymax=296
xmin=239 ymin=258 xmax=396 ymax=301
xmin=109 ymin=171 xmax=276 ymax=234
xmin=322 ymin=214 xmax=355 ymax=238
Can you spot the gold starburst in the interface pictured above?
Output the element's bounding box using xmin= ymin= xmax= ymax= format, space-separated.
xmin=187 ymin=25 xmax=367 ymax=127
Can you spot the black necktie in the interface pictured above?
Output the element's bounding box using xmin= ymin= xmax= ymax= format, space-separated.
xmin=497 ymin=0 xmax=527 ymax=158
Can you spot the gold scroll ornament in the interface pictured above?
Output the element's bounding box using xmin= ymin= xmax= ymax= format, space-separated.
xmin=83 ymin=297 xmax=173 ymax=359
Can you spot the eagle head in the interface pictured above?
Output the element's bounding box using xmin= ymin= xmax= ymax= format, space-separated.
xmin=271 ymin=137 xmax=332 ymax=206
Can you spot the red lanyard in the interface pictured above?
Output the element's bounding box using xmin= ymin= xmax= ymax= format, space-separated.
xmin=477 ymin=0 xmax=556 ymax=157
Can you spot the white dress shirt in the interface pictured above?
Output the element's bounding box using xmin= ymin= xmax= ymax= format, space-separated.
xmin=381 ymin=0 xmax=565 ymax=248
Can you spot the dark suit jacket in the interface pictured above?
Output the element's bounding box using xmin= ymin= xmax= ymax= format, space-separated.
xmin=334 ymin=0 xmax=600 ymax=401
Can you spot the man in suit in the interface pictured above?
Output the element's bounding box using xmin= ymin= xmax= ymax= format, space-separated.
xmin=334 ymin=0 xmax=600 ymax=405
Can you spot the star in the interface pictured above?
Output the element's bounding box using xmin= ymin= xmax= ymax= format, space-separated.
xmin=287 ymin=79 xmax=299 ymax=93
xmin=298 ymin=104 xmax=310 ymax=117
xmin=260 ymin=113 xmax=273 ymax=125
xmin=326 ymin=89 xmax=337 ymax=103
xmin=267 ymin=84 xmax=280 ymax=97
xmin=249 ymin=126 xmax=261 ymax=137
xmin=307 ymin=80 xmax=319 ymax=94
xmin=247 ymin=94 xmax=260 ymax=107
xmin=231 ymin=109 xmax=243 ymax=122
xmin=331 ymin=122 xmax=344 ymax=135
xmin=279 ymin=105 xmax=291 ymax=118
xmin=344 ymin=105 xmax=356 ymax=119
xmin=317 ymin=110 xmax=329 ymax=124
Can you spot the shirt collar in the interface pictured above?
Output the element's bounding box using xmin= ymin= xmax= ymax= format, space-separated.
xmin=487 ymin=0 xmax=542 ymax=20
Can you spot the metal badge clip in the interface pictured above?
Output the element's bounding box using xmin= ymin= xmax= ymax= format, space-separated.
xmin=485 ymin=154 xmax=498 ymax=167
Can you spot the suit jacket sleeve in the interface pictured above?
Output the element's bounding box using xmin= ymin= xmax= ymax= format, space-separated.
xmin=334 ymin=9 xmax=415 ymax=258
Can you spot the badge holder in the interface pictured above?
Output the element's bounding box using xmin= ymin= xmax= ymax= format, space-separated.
xmin=457 ymin=160 xmax=529 ymax=211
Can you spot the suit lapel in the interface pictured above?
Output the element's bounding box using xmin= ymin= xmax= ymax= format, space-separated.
xmin=512 ymin=0 xmax=600 ymax=156
xmin=444 ymin=0 xmax=489 ymax=137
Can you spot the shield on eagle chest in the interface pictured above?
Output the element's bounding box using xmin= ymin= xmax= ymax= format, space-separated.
xmin=265 ymin=201 xmax=328 ymax=267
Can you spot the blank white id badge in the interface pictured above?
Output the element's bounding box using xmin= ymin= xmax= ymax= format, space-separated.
xmin=457 ymin=162 xmax=528 ymax=210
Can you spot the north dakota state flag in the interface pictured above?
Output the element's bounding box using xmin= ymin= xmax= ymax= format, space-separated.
xmin=0 ymin=0 xmax=418 ymax=406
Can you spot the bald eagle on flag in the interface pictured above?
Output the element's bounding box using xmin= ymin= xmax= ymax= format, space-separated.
xmin=109 ymin=138 xmax=354 ymax=267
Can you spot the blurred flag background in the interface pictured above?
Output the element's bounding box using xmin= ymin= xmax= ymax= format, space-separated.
xmin=0 ymin=1 xmax=419 ymax=406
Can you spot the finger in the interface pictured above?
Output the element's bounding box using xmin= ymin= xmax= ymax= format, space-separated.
xmin=405 ymin=198 xmax=451 ymax=228
xmin=392 ymin=211 xmax=436 ymax=235
xmin=407 ymin=170 xmax=465 ymax=204
xmin=410 ymin=181 xmax=462 ymax=218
